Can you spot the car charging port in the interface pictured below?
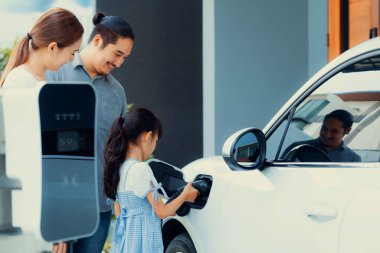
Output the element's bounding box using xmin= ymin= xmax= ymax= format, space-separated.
xmin=166 ymin=174 xmax=213 ymax=216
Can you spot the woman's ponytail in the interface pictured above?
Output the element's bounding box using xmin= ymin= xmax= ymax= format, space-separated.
xmin=0 ymin=35 xmax=30 ymax=86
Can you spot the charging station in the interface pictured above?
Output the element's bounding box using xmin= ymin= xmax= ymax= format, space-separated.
xmin=0 ymin=82 xmax=98 ymax=250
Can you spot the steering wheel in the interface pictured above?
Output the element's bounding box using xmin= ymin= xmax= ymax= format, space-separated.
xmin=283 ymin=144 xmax=333 ymax=162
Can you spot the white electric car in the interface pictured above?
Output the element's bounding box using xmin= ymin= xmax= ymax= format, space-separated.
xmin=150 ymin=37 xmax=380 ymax=253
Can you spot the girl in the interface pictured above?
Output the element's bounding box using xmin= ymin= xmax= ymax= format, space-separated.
xmin=103 ymin=108 xmax=199 ymax=253
xmin=0 ymin=7 xmax=83 ymax=87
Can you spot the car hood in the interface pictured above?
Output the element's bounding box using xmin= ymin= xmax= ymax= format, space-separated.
xmin=182 ymin=156 xmax=234 ymax=181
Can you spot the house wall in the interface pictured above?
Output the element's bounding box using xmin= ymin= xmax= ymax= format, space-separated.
xmin=204 ymin=0 xmax=327 ymax=155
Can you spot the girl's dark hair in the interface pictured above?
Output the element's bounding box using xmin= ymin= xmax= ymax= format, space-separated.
xmin=0 ymin=7 xmax=83 ymax=86
xmin=103 ymin=108 xmax=162 ymax=200
xmin=88 ymin=12 xmax=135 ymax=48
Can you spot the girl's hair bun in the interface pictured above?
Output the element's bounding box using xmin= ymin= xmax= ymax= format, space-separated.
xmin=92 ymin=12 xmax=106 ymax=25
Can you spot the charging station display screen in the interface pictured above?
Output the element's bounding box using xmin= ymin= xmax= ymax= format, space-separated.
xmin=58 ymin=130 xmax=80 ymax=152
xmin=42 ymin=129 xmax=94 ymax=156
xmin=39 ymin=84 xmax=96 ymax=157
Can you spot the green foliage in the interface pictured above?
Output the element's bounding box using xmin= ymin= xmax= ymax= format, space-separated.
xmin=127 ymin=102 xmax=134 ymax=111
xmin=0 ymin=46 xmax=12 ymax=76
xmin=103 ymin=236 xmax=112 ymax=253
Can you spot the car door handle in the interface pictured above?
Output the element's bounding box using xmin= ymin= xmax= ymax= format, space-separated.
xmin=305 ymin=205 xmax=338 ymax=220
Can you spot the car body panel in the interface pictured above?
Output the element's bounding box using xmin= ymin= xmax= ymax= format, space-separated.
xmin=175 ymin=162 xmax=380 ymax=252
xmin=340 ymin=186 xmax=380 ymax=252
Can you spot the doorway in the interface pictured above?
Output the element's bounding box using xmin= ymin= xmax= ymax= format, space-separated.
xmin=328 ymin=0 xmax=380 ymax=61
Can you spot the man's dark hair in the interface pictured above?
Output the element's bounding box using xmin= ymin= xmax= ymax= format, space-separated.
xmin=88 ymin=13 xmax=134 ymax=48
xmin=323 ymin=109 xmax=354 ymax=130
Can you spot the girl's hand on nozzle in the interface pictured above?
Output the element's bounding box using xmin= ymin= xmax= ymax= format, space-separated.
xmin=182 ymin=181 xmax=199 ymax=203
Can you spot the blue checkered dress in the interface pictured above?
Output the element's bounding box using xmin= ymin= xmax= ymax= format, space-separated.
xmin=113 ymin=160 xmax=165 ymax=253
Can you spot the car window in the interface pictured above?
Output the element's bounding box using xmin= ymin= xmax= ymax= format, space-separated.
xmin=276 ymin=56 xmax=380 ymax=163
xmin=267 ymin=55 xmax=380 ymax=162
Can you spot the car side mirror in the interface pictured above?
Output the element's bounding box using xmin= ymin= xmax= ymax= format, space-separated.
xmin=222 ymin=128 xmax=266 ymax=171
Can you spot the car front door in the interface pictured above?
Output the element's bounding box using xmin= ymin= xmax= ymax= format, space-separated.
xmin=214 ymin=165 xmax=354 ymax=252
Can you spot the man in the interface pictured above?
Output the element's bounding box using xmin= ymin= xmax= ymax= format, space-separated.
xmin=46 ymin=13 xmax=134 ymax=253
xmin=283 ymin=109 xmax=361 ymax=162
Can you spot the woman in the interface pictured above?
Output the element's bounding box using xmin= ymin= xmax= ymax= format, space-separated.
xmin=0 ymin=7 xmax=84 ymax=87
